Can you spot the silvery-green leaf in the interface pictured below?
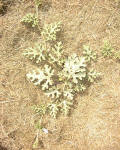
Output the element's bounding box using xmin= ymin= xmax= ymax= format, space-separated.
xmin=41 ymin=22 xmax=61 ymax=41
xmin=83 ymin=45 xmax=96 ymax=62
xmin=88 ymin=69 xmax=101 ymax=82
xmin=48 ymin=103 xmax=59 ymax=118
xmin=23 ymin=43 xmax=46 ymax=63
xmin=60 ymin=100 xmax=73 ymax=116
xmin=63 ymin=89 xmax=74 ymax=100
xmin=26 ymin=69 xmax=45 ymax=85
xmin=21 ymin=13 xmax=39 ymax=27
xmin=45 ymin=87 xmax=61 ymax=99
xmin=62 ymin=54 xmax=87 ymax=83
xmin=26 ymin=65 xmax=54 ymax=90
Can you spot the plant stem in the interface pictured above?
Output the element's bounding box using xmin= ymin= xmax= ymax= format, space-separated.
xmin=35 ymin=4 xmax=38 ymax=18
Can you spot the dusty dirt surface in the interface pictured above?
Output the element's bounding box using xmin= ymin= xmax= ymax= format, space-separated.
xmin=0 ymin=0 xmax=120 ymax=150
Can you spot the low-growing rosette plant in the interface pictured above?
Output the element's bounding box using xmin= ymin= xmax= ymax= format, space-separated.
xmin=21 ymin=13 xmax=39 ymax=28
xmin=101 ymin=40 xmax=114 ymax=57
xmin=21 ymin=0 xmax=42 ymax=29
xmin=23 ymin=21 xmax=100 ymax=119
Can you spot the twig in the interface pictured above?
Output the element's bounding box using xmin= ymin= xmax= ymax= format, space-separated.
xmin=0 ymin=100 xmax=18 ymax=104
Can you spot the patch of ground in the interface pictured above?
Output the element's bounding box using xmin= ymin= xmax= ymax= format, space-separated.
xmin=0 ymin=0 xmax=14 ymax=15
xmin=0 ymin=0 xmax=120 ymax=149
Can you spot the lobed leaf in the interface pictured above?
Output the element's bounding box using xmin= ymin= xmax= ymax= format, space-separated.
xmin=23 ymin=43 xmax=46 ymax=63
xmin=41 ymin=22 xmax=61 ymax=41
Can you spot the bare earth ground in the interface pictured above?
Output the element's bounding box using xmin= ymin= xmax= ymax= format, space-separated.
xmin=0 ymin=0 xmax=120 ymax=150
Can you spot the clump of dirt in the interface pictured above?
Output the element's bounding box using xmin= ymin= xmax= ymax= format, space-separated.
xmin=0 ymin=0 xmax=13 ymax=15
xmin=0 ymin=137 xmax=18 ymax=150
xmin=0 ymin=145 xmax=7 ymax=150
